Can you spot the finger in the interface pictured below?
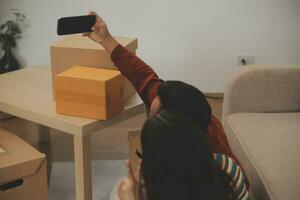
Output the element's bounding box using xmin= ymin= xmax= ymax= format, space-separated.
xmin=88 ymin=10 xmax=104 ymax=23
xmin=87 ymin=34 xmax=95 ymax=42
xmin=88 ymin=11 xmax=97 ymax=16
xmin=87 ymin=11 xmax=99 ymax=29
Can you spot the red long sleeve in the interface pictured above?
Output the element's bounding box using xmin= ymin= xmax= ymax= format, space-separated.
xmin=111 ymin=45 xmax=163 ymax=107
xmin=207 ymin=116 xmax=250 ymax=188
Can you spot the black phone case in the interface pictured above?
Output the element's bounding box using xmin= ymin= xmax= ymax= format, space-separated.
xmin=57 ymin=15 xmax=96 ymax=35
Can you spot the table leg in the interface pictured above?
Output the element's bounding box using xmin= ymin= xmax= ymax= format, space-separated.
xmin=37 ymin=125 xmax=52 ymax=185
xmin=74 ymin=135 xmax=92 ymax=200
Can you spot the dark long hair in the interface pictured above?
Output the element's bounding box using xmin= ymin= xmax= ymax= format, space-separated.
xmin=157 ymin=81 xmax=212 ymax=131
xmin=141 ymin=109 xmax=235 ymax=200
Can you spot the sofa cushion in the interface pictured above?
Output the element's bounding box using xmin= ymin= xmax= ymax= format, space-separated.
xmin=224 ymin=113 xmax=300 ymax=200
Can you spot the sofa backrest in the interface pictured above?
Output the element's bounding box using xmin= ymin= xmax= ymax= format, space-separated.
xmin=223 ymin=65 xmax=300 ymax=120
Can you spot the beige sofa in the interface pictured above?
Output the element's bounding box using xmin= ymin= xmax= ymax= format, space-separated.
xmin=222 ymin=65 xmax=300 ymax=200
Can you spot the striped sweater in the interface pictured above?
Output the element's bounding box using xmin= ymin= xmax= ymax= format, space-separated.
xmin=214 ymin=154 xmax=250 ymax=200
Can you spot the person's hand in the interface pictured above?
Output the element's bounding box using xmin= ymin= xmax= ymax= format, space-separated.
xmin=82 ymin=11 xmax=119 ymax=54
xmin=82 ymin=11 xmax=110 ymax=44
xmin=118 ymin=160 xmax=143 ymax=200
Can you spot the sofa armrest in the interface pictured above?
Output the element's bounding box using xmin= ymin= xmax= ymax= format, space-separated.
xmin=222 ymin=65 xmax=300 ymax=120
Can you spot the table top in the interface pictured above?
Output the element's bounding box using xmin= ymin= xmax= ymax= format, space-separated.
xmin=0 ymin=66 xmax=144 ymax=137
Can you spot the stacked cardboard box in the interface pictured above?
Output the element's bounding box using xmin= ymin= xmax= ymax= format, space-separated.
xmin=55 ymin=66 xmax=124 ymax=120
xmin=50 ymin=34 xmax=138 ymax=101
xmin=0 ymin=128 xmax=48 ymax=200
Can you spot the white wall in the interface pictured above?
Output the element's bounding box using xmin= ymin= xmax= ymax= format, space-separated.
xmin=1 ymin=0 xmax=300 ymax=92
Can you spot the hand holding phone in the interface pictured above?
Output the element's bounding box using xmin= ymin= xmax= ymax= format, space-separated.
xmin=58 ymin=12 xmax=119 ymax=54
xmin=57 ymin=15 xmax=96 ymax=35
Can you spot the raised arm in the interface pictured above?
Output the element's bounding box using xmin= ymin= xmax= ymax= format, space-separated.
xmin=83 ymin=12 xmax=163 ymax=107
xmin=110 ymin=45 xmax=162 ymax=106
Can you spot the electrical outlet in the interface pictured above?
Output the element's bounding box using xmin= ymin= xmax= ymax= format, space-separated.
xmin=237 ymin=55 xmax=255 ymax=66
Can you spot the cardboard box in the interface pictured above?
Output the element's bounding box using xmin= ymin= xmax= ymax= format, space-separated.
xmin=51 ymin=35 xmax=138 ymax=100
xmin=0 ymin=128 xmax=48 ymax=200
xmin=55 ymin=65 xmax=124 ymax=120
xmin=128 ymin=130 xmax=142 ymax=171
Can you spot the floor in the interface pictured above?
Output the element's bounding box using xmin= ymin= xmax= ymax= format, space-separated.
xmin=49 ymin=160 xmax=127 ymax=200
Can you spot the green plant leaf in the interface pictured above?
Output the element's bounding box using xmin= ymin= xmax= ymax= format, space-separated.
xmin=0 ymin=24 xmax=5 ymax=30
xmin=0 ymin=9 xmax=26 ymax=49
xmin=6 ymin=20 xmax=14 ymax=27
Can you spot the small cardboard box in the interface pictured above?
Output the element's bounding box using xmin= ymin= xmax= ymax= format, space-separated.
xmin=51 ymin=35 xmax=138 ymax=100
xmin=55 ymin=65 xmax=124 ymax=120
xmin=0 ymin=128 xmax=48 ymax=200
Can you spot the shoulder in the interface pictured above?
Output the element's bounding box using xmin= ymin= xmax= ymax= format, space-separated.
xmin=207 ymin=116 xmax=224 ymax=135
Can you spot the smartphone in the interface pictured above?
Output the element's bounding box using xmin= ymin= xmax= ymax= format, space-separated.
xmin=57 ymin=15 xmax=96 ymax=35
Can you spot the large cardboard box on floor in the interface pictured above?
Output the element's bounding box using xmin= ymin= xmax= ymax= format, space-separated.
xmin=51 ymin=34 xmax=138 ymax=100
xmin=128 ymin=130 xmax=142 ymax=171
xmin=0 ymin=128 xmax=48 ymax=200
xmin=55 ymin=65 xmax=124 ymax=120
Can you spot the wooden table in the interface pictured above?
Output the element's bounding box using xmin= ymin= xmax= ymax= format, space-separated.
xmin=0 ymin=66 xmax=144 ymax=200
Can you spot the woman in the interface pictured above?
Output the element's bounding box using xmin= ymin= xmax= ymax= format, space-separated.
xmin=112 ymin=109 xmax=249 ymax=200
xmin=84 ymin=13 xmax=248 ymax=184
